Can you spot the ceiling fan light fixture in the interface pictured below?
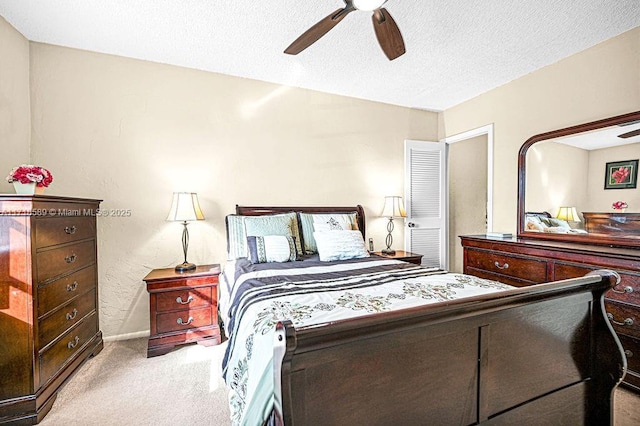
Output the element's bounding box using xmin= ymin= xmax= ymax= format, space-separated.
xmin=353 ymin=0 xmax=387 ymax=11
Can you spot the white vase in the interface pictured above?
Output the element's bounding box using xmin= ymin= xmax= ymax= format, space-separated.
xmin=13 ymin=182 xmax=45 ymax=195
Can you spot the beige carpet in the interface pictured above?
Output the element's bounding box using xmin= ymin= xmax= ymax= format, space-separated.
xmin=41 ymin=338 xmax=640 ymax=425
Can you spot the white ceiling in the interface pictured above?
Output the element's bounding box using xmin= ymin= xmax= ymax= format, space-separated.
xmin=1 ymin=0 xmax=638 ymax=111
xmin=553 ymin=121 xmax=640 ymax=150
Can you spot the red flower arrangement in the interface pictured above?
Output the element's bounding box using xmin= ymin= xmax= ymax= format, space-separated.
xmin=6 ymin=165 xmax=53 ymax=187
xmin=612 ymin=201 xmax=628 ymax=210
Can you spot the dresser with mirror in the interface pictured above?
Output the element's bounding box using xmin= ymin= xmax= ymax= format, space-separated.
xmin=462 ymin=110 xmax=640 ymax=392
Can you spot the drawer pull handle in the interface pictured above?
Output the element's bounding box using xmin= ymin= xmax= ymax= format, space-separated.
xmin=66 ymin=308 xmax=78 ymax=320
xmin=625 ymin=350 xmax=633 ymax=358
xmin=177 ymin=316 xmax=194 ymax=326
xmin=494 ymin=261 xmax=509 ymax=270
xmin=176 ymin=295 xmax=194 ymax=305
xmin=607 ymin=313 xmax=634 ymax=326
xmin=66 ymin=281 xmax=79 ymax=292
xmin=67 ymin=336 xmax=80 ymax=349
xmin=65 ymin=254 xmax=77 ymax=264
xmin=612 ymin=285 xmax=634 ymax=294
xmin=64 ymin=226 xmax=77 ymax=234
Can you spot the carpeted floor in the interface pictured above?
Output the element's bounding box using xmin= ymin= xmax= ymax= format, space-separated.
xmin=41 ymin=338 xmax=640 ymax=425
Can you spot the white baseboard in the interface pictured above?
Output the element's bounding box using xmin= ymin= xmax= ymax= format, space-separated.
xmin=103 ymin=330 xmax=150 ymax=342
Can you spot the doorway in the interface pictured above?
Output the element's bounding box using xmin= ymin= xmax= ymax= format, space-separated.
xmin=444 ymin=125 xmax=493 ymax=273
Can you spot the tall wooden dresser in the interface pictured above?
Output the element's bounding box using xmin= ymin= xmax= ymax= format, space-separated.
xmin=0 ymin=195 xmax=103 ymax=424
xmin=461 ymin=235 xmax=640 ymax=392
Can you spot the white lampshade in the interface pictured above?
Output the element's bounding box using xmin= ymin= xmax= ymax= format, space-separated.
xmin=556 ymin=206 xmax=580 ymax=223
xmin=166 ymin=192 xmax=205 ymax=222
xmin=381 ymin=196 xmax=406 ymax=218
xmin=353 ymin=0 xmax=387 ymax=11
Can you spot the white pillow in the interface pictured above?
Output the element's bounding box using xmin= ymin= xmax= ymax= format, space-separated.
xmin=313 ymin=230 xmax=370 ymax=262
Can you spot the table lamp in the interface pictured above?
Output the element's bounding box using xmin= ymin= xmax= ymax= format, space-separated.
xmin=166 ymin=192 xmax=205 ymax=272
xmin=381 ymin=195 xmax=406 ymax=255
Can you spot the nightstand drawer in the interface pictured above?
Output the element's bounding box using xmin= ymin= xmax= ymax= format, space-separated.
xmin=465 ymin=249 xmax=547 ymax=283
xmin=156 ymin=307 xmax=213 ymax=334
xmin=155 ymin=287 xmax=213 ymax=313
xmin=35 ymin=216 xmax=96 ymax=248
xmin=38 ymin=288 xmax=96 ymax=349
xmin=38 ymin=266 xmax=96 ymax=316
xmin=36 ymin=240 xmax=96 ymax=283
xmin=606 ymin=301 xmax=639 ymax=339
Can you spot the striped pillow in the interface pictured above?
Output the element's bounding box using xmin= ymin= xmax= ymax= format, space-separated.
xmin=246 ymin=236 xmax=298 ymax=264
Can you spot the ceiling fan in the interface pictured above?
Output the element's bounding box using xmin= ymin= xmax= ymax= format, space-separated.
xmin=618 ymin=120 xmax=640 ymax=139
xmin=284 ymin=0 xmax=406 ymax=61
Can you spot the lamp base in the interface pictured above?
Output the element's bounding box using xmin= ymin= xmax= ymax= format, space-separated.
xmin=175 ymin=262 xmax=196 ymax=273
xmin=381 ymin=248 xmax=396 ymax=255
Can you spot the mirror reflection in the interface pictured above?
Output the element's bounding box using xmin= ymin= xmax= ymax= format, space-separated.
xmin=524 ymin=119 xmax=640 ymax=239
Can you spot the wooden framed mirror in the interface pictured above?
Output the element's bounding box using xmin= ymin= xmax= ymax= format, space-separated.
xmin=517 ymin=110 xmax=640 ymax=248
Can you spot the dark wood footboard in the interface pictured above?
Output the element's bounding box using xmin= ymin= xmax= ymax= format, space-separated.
xmin=273 ymin=270 xmax=626 ymax=425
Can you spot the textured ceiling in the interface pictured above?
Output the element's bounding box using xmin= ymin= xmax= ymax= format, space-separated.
xmin=0 ymin=0 xmax=638 ymax=111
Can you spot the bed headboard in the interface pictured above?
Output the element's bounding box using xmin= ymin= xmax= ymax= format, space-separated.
xmin=525 ymin=211 xmax=552 ymax=218
xmin=235 ymin=205 xmax=366 ymax=238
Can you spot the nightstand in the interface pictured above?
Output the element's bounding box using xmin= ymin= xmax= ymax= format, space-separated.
xmin=374 ymin=250 xmax=423 ymax=265
xmin=143 ymin=264 xmax=221 ymax=357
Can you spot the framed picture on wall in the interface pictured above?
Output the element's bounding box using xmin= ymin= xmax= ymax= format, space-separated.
xmin=604 ymin=159 xmax=638 ymax=189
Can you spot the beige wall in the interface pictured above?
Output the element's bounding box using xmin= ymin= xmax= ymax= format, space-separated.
xmin=0 ymin=17 xmax=30 ymax=191
xmin=442 ymin=27 xmax=640 ymax=238
xmin=587 ymin=143 xmax=640 ymax=212
xmin=526 ymin=142 xmax=589 ymax=216
xmin=28 ymin=43 xmax=437 ymax=338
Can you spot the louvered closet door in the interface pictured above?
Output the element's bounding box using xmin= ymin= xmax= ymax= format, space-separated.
xmin=404 ymin=140 xmax=447 ymax=269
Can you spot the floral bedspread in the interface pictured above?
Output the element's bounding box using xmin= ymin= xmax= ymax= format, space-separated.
xmin=221 ymin=257 xmax=512 ymax=425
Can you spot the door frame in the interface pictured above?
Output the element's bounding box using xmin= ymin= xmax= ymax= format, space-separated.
xmin=442 ymin=124 xmax=494 ymax=232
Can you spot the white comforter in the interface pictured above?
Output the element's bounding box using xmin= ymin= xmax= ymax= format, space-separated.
xmin=221 ymin=257 xmax=512 ymax=425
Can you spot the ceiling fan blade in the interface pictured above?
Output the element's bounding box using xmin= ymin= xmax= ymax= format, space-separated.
xmin=372 ymin=8 xmax=405 ymax=60
xmin=618 ymin=128 xmax=640 ymax=139
xmin=284 ymin=7 xmax=354 ymax=55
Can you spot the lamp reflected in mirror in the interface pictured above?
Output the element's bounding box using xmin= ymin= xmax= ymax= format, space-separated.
xmin=556 ymin=206 xmax=580 ymax=223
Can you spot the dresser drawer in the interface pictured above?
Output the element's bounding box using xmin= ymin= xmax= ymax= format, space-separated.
xmin=618 ymin=334 xmax=640 ymax=374
xmin=156 ymin=307 xmax=213 ymax=334
xmin=39 ymin=312 xmax=98 ymax=386
xmin=35 ymin=216 xmax=96 ymax=248
xmin=38 ymin=266 xmax=96 ymax=316
xmin=36 ymin=240 xmax=96 ymax=284
xmin=554 ymin=263 xmax=640 ymax=306
xmin=605 ymin=301 xmax=639 ymax=339
xmin=465 ymin=249 xmax=547 ymax=283
xmin=38 ymin=288 xmax=96 ymax=349
xmin=155 ymin=287 xmax=213 ymax=313
xmin=464 ymin=267 xmax=533 ymax=287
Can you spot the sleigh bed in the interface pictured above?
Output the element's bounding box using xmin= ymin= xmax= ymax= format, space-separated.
xmin=220 ymin=205 xmax=626 ymax=425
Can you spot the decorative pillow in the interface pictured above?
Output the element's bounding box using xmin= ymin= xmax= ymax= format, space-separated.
xmin=299 ymin=212 xmax=359 ymax=254
xmin=226 ymin=215 xmax=248 ymax=259
xmin=226 ymin=212 xmax=301 ymax=259
xmin=547 ymin=218 xmax=571 ymax=229
xmin=313 ymin=230 xmax=370 ymax=262
xmin=525 ymin=216 xmax=545 ymax=232
xmin=246 ymin=235 xmax=298 ymax=264
xmin=244 ymin=212 xmax=302 ymax=255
